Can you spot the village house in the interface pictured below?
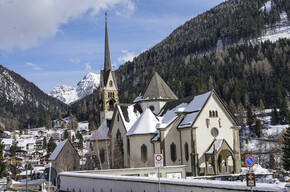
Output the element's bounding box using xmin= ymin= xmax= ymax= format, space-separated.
xmin=48 ymin=139 xmax=80 ymax=172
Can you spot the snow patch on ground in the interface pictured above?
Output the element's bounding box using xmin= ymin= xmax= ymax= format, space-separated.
xmin=260 ymin=1 xmax=272 ymax=13
xmin=255 ymin=11 xmax=290 ymax=43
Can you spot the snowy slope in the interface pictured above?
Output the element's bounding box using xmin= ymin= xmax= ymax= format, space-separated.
xmin=254 ymin=1 xmax=290 ymax=43
xmin=50 ymin=73 xmax=100 ymax=105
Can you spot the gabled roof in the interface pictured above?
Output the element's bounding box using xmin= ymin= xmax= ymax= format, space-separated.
xmin=90 ymin=120 xmax=110 ymax=141
xmin=178 ymin=91 xmax=212 ymax=128
xmin=48 ymin=139 xmax=68 ymax=161
xmin=117 ymin=104 xmax=143 ymax=132
xmin=205 ymin=139 xmax=234 ymax=155
xmin=133 ymin=72 xmax=178 ymax=103
xmin=126 ymin=108 xmax=159 ymax=136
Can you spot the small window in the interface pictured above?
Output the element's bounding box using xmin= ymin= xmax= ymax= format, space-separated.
xmin=170 ymin=143 xmax=177 ymax=162
xmin=184 ymin=142 xmax=189 ymax=161
xmin=100 ymin=149 xmax=105 ymax=163
xmin=209 ymin=111 xmax=212 ymax=117
xmin=215 ymin=110 xmax=218 ymax=117
xmin=149 ymin=105 xmax=155 ymax=112
xmin=141 ymin=144 xmax=147 ymax=163
xmin=109 ymin=80 xmax=113 ymax=87
xmin=116 ymin=130 xmax=122 ymax=145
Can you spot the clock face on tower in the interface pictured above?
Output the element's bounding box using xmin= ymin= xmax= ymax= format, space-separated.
xmin=211 ymin=127 xmax=219 ymax=137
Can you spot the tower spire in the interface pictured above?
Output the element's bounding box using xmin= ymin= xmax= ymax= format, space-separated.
xmin=104 ymin=11 xmax=111 ymax=71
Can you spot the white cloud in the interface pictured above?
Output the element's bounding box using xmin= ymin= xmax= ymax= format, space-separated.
xmin=117 ymin=49 xmax=136 ymax=64
xmin=70 ymin=57 xmax=81 ymax=64
xmin=0 ymin=0 xmax=135 ymax=51
xmin=26 ymin=62 xmax=41 ymax=70
xmin=85 ymin=63 xmax=92 ymax=72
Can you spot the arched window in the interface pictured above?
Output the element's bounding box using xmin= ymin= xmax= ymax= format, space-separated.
xmin=141 ymin=144 xmax=147 ymax=163
xmin=215 ymin=110 xmax=218 ymax=117
xmin=170 ymin=143 xmax=177 ymax=162
xmin=100 ymin=149 xmax=105 ymax=163
xmin=109 ymin=100 xmax=114 ymax=110
xmin=209 ymin=111 xmax=212 ymax=117
xmin=116 ymin=130 xmax=122 ymax=145
xmin=184 ymin=142 xmax=189 ymax=161
xmin=109 ymin=80 xmax=113 ymax=87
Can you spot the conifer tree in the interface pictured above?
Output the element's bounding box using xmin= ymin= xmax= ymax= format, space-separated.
xmin=247 ymin=107 xmax=254 ymax=129
xmin=255 ymin=119 xmax=262 ymax=138
xmin=47 ymin=137 xmax=57 ymax=153
xmin=282 ymin=125 xmax=290 ymax=171
xmin=0 ymin=130 xmax=6 ymax=178
xmin=279 ymin=98 xmax=290 ymax=124
xmin=63 ymin=130 xmax=69 ymax=140
xmin=271 ymin=107 xmax=279 ymax=125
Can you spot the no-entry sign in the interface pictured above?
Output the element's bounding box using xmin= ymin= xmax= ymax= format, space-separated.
xmin=155 ymin=154 xmax=163 ymax=167
xmin=245 ymin=155 xmax=255 ymax=168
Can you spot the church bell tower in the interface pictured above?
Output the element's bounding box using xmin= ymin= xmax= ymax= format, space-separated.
xmin=99 ymin=12 xmax=119 ymax=123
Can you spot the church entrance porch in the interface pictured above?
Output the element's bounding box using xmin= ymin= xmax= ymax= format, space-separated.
xmin=204 ymin=139 xmax=235 ymax=175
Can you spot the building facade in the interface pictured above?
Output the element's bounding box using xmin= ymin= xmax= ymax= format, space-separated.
xmin=91 ymin=14 xmax=241 ymax=176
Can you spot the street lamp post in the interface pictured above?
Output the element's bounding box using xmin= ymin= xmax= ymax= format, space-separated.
xmin=24 ymin=155 xmax=29 ymax=192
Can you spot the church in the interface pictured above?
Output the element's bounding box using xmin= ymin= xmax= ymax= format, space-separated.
xmin=90 ymin=14 xmax=241 ymax=176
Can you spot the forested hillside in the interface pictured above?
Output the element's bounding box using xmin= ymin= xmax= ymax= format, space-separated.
xmin=0 ymin=65 xmax=68 ymax=130
xmin=116 ymin=0 xmax=290 ymax=109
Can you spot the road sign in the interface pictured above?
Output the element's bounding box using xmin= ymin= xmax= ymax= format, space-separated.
xmin=154 ymin=154 xmax=163 ymax=167
xmin=44 ymin=167 xmax=57 ymax=183
xmin=245 ymin=155 xmax=255 ymax=168
xmin=246 ymin=173 xmax=256 ymax=187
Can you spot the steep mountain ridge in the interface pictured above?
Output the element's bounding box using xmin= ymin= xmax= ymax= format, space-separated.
xmin=50 ymin=72 xmax=100 ymax=104
xmin=0 ymin=64 xmax=67 ymax=130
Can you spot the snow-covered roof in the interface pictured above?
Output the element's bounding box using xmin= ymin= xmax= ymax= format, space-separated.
xmin=118 ymin=104 xmax=142 ymax=132
xmin=183 ymin=91 xmax=211 ymax=112
xmin=206 ymin=139 xmax=224 ymax=154
xmin=90 ymin=120 xmax=109 ymax=141
xmin=1 ymin=138 xmax=13 ymax=145
xmin=48 ymin=139 xmax=68 ymax=161
xmin=156 ymin=102 xmax=188 ymax=129
xmin=126 ymin=108 xmax=159 ymax=136
xmin=178 ymin=111 xmax=199 ymax=128
xmin=17 ymin=138 xmax=35 ymax=148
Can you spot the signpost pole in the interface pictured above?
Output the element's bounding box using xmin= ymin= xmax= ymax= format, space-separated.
xmin=48 ymin=162 xmax=51 ymax=192
xmin=158 ymin=167 xmax=160 ymax=192
xmin=155 ymin=154 xmax=163 ymax=192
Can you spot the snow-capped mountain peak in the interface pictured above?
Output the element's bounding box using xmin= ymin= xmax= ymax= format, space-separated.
xmin=50 ymin=73 xmax=100 ymax=105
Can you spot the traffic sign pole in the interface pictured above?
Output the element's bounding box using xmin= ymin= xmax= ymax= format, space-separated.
xmin=154 ymin=154 xmax=163 ymax=192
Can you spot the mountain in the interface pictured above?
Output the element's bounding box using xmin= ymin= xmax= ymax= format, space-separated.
xmin=116 ymin=0 xmax=290 ymax=109
xmin=0 ymin=64 xmax=67 ymax=130
xmin=50 ymin=72 xmax=100 ymax=105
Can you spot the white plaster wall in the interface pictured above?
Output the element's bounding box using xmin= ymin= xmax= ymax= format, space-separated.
xmin=180 ymin=128 xmax=192 ymax=173
xmin=139 ymin=100 xmax=167 ymax=114
xmin=105 ymin=72 xmax=117 ymax=90
xmin=193 ymin=94 xmax=235 ymax=165
xmin=110 ymin=110 xmax=130 ymax=167
xmin=129 ymin=134 xmax=155 ymax=167
xmin=59 ymin=173 xmax=284 ymax=192
xmin=153 ymin=142 xmax=160 ymax=154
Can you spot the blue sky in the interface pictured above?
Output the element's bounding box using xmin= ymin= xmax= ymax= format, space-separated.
xmin=0 ymin=0 xmax=225 ymax=93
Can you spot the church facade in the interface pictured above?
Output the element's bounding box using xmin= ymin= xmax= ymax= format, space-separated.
xmin=90 ymin=14 xmax=241 ymax=176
